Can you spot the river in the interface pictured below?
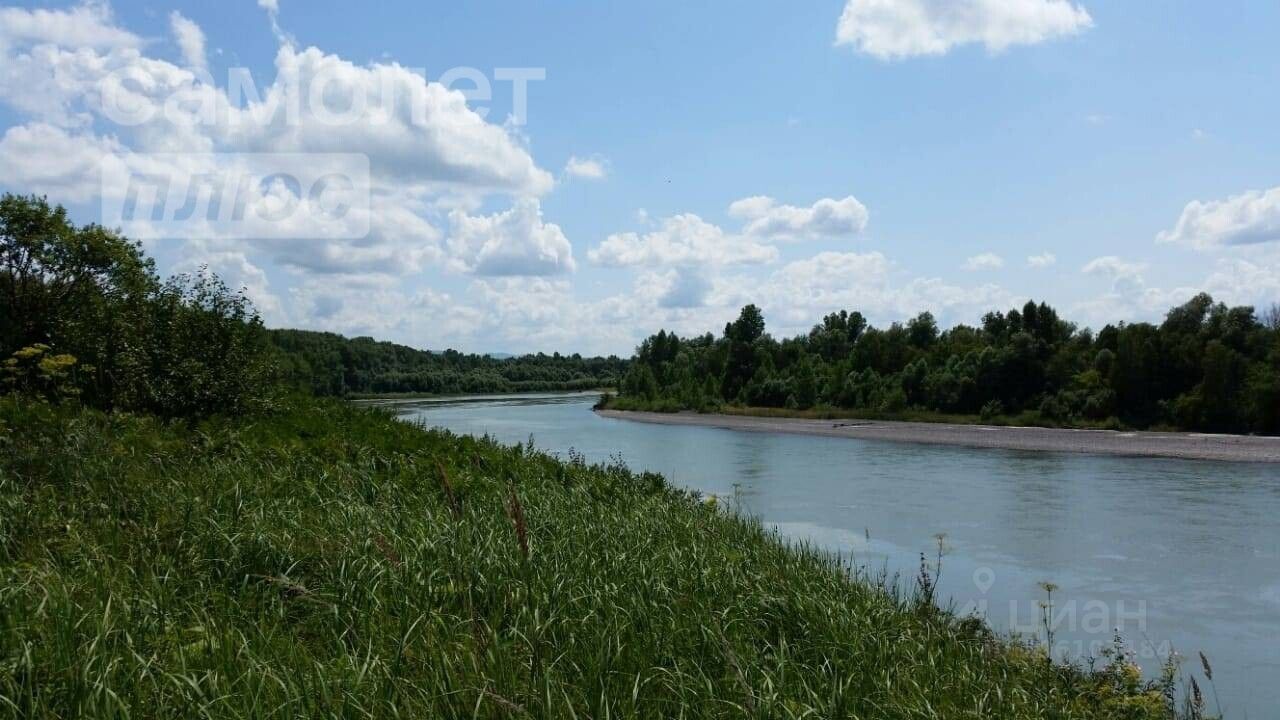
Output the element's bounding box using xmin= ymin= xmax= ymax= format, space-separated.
xmin=389 ymin=392 xmax=1280 ymax=717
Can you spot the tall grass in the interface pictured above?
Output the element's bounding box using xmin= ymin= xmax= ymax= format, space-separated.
xmin=0 ymin=397 xmax=1196 ymax=718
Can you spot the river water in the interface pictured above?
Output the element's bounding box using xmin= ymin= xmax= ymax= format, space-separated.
xmin=391 ymin=392 xmax=1280 ymax=717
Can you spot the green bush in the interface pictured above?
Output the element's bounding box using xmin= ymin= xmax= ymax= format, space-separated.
xmin=0 ymin=194 xmax=275 ymax=417
xmin=980 ymin=398 xmax=1005 ymax=422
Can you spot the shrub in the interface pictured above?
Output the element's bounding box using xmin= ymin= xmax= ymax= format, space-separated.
xmin=980 ymin=399 xmax=1005 ymax=422
xmin=0 ymin=194 xmax=274 ymax=417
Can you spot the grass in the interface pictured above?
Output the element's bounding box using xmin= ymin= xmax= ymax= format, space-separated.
xmin=0 ymin=396 xmax=1196 ymax=718
xmin=599 ymin=395 xmax=1128 ymax=431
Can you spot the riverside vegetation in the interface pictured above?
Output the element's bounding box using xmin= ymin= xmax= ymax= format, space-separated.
xmin=608 ymin=301 xmax=1280 ymax=434
xmin=269 ymin=329 xmax=625 ymax=398
xmin=1 ymin=194 xmax=1216 ymax=717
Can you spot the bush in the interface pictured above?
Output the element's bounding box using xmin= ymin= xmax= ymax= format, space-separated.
xmin=980 ymin=399 xmax=1004 ymax=422
xmin=0 ymin=194 xmax=275 ymax=417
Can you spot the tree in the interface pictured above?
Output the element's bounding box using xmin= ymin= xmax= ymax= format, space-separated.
xmin=1262 ymin=303 xmax=1280 ymax=331
xmin=726 ymin=304 xmax=765 ymax=345
xmin=1 ymin=194 xmax=276 ymax=417
xmin=809 ymin=310 xmax=866 ymax=362
xmin=907 ymin=312 xmax=939 ymax=350
xmin=1195 ymin=340 xmax=1246 ymax=431
xmin=721 ymin=305 xmax=766 ymax=400
xmin=615 ymin=292 xmax=1280 ymax=435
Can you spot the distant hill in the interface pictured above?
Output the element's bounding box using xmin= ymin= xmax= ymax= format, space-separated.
xmin=267 ymin=329 xmax=625 ymax=396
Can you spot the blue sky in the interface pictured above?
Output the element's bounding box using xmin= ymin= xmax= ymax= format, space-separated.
xmin=1 ymin=0 xmax=1278 ymax=355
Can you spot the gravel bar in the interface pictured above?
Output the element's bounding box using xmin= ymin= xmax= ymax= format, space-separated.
xmin=595 ymin=410 xmax=1280 ymax=463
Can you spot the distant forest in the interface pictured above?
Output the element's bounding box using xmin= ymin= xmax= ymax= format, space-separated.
xmin=615 ymin=298 xmax=1280 ymax=434
xmin=269 ymin=329 xmax=626 ymax=396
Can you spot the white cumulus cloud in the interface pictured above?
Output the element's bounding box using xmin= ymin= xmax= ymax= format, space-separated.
xmin=564 ymin=155 xmax=608 ymax=180
xmin=1157 ymin=187 xmax=1280 ymax=249
xmin=0 ymin=1 xmax=139 ymax=51
xmin=752 ymin=251 xmax=1017 ymax=335
xmin=589 ymin=213 xmax=778 ymax=268
xmin=835 ymin=0 xmax=1093 ymax=60
xmin=962 ymin=252 xmax=1004 ymax=271
xmin=448 ymin=198 xmax=576 ymax=276
xmin=728 ymin=195 xmax=869 ymax=240
xmin=1027 ymin=252 xmax=1057 ymax=268
xmin=0 ymin=122 xmax=121 ymax=201
xmin=169 ymin=11 xmax=207 ymax=73
xmin=1082 ymin=255 xmax=1145 ymax=279
xmin=643 ymin=267 xmax=713 ymax=309
xmin=0 ymin=1 xmax=559 ymax=286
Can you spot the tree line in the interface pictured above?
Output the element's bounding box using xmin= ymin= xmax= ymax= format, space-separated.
xmin=2 ymin=194 xmax=622 ymax=417
xmin=270 ymin=329 xmax=625 ymax=397
xmin=616 ymin=299 xmax=1280 ymax=434
xmin=8 ymin=191 xmax=1278 ymax=433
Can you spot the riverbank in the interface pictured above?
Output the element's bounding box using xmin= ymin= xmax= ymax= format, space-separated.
xmin=1 ymin=396 xmax=1184 ymax=718
xmin=348 ymin=388 xmax=614 ymax=402
xmin=352 ymin=389 xmax=608 ymax=405
xmin=598 ymin=408 xmax=1280 ymax=462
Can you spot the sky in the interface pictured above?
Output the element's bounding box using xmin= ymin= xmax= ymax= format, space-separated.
xmin=1 ymin=0 xmax=1278 ymax=356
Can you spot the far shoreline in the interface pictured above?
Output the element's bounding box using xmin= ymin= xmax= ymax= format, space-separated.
xmin=596 ymin=408 xmax=1280 ymax=464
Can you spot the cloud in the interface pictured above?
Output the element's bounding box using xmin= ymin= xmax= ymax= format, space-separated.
xmin=586 ymin=247 xmax=1021 ymax=351
xmin=564 ymin=155 xmax=608 ymax=180
xmin=1201 ymin=256 xmax=1280 ymax=308
xmin=728 ymin=195 xmax=869 ymax=240
xmin=1080 ymin=255 xmax=1152 ymax=308
xmin=0 ymin=2 xmax=145 ymax=125
xmin=1082 ymin=255 xmax=1145 ymax=279
xmin=962 ymin=252 xmax=1004 ymax=271
xmin=1156 ymin=186 xmax=1280 ymax=249
xmin=1073 ymin=255 xmax=1211 ymax=327
xmin=588 ymin=193 xmax=871 ymax=281
xmin=0 ymin=8 xmax=554 ymax=192
xmin=231 ymin=45 xmax=554 ymax=196
xmin=447 ymin=198 xmax=575 ymax=276
xmin=0 ymin=122 xmax=121 ymax=201
xmin=751 ymin=251 xmax=1017 ymax=335
xmin=588 ymin=213 xmax=778 ymax=267
xmin=169 ymin=11 xmax=207 ymax=73
xmin=835 ymin=0 xmax=1093 ymax=60
xmin=643 ymin=267 xmax=713 ymax=309
xmin=0 ymin=1 xmax=561 ymax=287
xmin=1027 ymin=252 xmax=1057 ymax=268
xmin=0 ymin=1 xmax=139 ymax=51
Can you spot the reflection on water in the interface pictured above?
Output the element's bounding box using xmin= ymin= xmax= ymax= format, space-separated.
xmin=398 ymin=393 xmax=1280 ymax=717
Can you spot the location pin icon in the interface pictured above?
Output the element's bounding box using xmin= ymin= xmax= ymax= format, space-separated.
xmin=973 ymin=567 xmax=995 ymax=594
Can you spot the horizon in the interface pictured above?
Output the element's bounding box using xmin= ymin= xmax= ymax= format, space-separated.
xmin=1 ymin=0 xmax=1277 ymax=356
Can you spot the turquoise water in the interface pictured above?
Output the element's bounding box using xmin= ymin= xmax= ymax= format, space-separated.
xmin=394 ymin=393 xmax=1280 ymax=717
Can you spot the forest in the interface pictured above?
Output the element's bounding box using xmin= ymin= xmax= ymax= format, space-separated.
xmin=0 ymin=192 xmax=619 ymax=406
xmin=270 ymin=329 xmax=625 ymax=397
xmin=614 ymin=299 xmax=1280 ymax=434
